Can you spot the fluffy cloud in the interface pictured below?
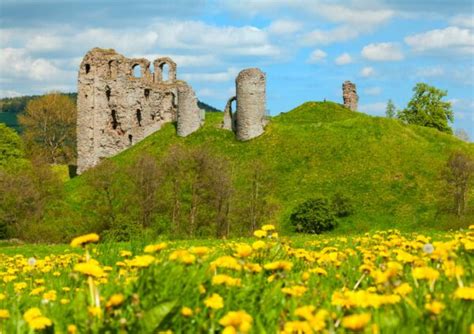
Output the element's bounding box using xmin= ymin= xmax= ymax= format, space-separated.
xmin=335 ymin=53 xmax=352 ymax=65
xmin=267 ymin=19 xmax=302 ymax=35
xmin=181 ymin=67 xmax=240 ymax=83
xmin=449 ymin=15 xmax=474 ymax=28
xmin=360 ymin=66 xmax=375 ymax=77
xmin=361 ymin=42 xmax=404 ymax=61
xmin=404 ymin=26 xmax=474 ymax=55
xmin=307 ymin=49 xmax=327 ymax=63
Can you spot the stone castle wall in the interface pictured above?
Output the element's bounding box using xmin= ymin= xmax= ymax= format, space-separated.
xmin=342 ymin=80 xmax=358 ymax=111
xmin=222 ymin=68 xmax=267 ymax=141
xmin=77 ymin=48 xmax=203 ymax=174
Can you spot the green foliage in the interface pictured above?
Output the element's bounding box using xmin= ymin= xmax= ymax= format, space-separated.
xmin=290 ymin=197 xmax=336 ymax=234
xmin=0 ymin=123 xmax=26 ymax=167
xmin=331 ymin=192 xmax=354 ymax=218
xmin=385 ymin=99 xmax=396 ymax=118
xmin=398 ymin=83 xmax=454 ymax=133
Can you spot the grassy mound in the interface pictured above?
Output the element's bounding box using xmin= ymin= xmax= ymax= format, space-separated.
xmin=63 ymin=101 xmax=473 ymax=234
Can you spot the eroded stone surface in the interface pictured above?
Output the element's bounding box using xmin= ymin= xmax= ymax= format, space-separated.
xmin=342 ymin=80 xmax=358 ymax=111
xmin=222 ymin=68 xmax=267 ymax=141
xmin=77 ymin=48 xmax=202 ymax=174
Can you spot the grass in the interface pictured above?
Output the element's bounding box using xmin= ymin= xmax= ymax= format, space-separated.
xmin=56 ymin=101 xmax=473 ymax=236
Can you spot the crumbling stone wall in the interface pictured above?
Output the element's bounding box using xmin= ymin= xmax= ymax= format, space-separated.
xmin=222 ymin=68 xmax=267 ymax=141
xmin=77 ymin=48 xmax=203 ymax=174
xmin=342 ymin=80 xmax=358 ymax=111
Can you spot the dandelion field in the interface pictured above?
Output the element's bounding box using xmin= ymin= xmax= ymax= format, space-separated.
xmin=1 ymin=226 xmax=473 ymax=333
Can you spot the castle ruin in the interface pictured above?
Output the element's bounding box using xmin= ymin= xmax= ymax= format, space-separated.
xmin=76 ymin=48 xmax=203 ymax=174
xmin=222 ymin=68 xmax=267 ymax=141
xmin=342 ymin=80 xmax=358 ymax=111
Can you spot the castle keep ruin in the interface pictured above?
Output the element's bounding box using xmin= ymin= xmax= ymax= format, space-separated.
xmin=77 ymin=48 xmax=203 ymax=174
xmin=342 ymin=80 xmax=358 ymax=111
xmin=222 ymin=68 xmax=267 ymax=141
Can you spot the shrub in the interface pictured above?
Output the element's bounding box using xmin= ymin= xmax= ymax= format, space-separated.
xmin=290 ymin=197 xmax=336 ymax=234
xmin=332 ymin=192 xmax=354 ymax=218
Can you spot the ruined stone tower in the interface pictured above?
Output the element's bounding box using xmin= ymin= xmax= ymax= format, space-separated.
xmin=77 ymin=48 xmax=203 ymax=174
xmin=342 ymin=80 xmax=358 ymax=111
xmin=222 ymin=68 xmax=267 ymax=141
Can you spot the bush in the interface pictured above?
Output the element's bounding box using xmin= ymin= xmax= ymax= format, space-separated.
xmin=290 ymin=197 xmax=336 ymax=234
xmin=332 ymin=192 xmax=354 ymax=218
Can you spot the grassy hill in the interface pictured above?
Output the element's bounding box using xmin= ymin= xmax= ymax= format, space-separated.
xmin=61 ymin=101 xmax=473 ymax=236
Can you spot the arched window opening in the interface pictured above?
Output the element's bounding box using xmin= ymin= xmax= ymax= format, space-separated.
xmin=128 ymin=134 xmax=133 ymax=145
xmin=136 ymin=109 xmax=142 ymax=127
xmin=85 ymin=64 xmax=91 ymax=74
xmin=230 ymin=98 xmax=236 ymax=113
xmin=105 ymin=86 xmax=111 ymax=101
xmin=133 ymin=64 xmax=142 ymax=78
xmin=144 ymin=89 xmax=150 ymax=99
xmin=111 ymin=110 xmax=118 ymax=130
xmin=161 ymin=63 xmax=169 ymax=81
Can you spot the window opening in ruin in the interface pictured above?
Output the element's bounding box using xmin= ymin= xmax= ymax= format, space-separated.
xmin=161 ymin=63 xmax=169 ymax=81
xmin=111 ymin=110 xmax=118 ymax=130
xmin=136 ymin=109 xmax=142 ymax=126
xmin=144 ymin=89 xmax=150 ymax=99
xmin=108 ymin=60 xmax=115 ymax=78
xmin=85 ymin=64 xmax=90 ymax=74
xmin=151 ymin=113 xmax=155 ymax=121
xmin=106 ymin=86 xmax=111 ymax=101
xmin=128 ymin=134 xmax=133 ymax=145
xmin=133 ymin=64 xmax=142 ymax=78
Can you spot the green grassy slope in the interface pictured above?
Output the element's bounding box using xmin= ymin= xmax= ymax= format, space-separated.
xmin=64 ymin=101 xmax=473 ymax=234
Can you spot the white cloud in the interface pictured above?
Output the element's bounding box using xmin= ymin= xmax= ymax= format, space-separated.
xmin=359 ymin=102 xmax=387 ymax=116
xmin=307 ymin=49 xmax=327 ymax=63
xmin=416 ymin=66 xmax=445 ymax=77
xmin=361 ymin=42 xmax=404 ymax=61
xmin=405 ymin=27 xmax=474 ymax=55
xmin=302 ymin=26 xmax=359 ymax=45
xmin=364 ymin=87 xmax=382 ymax=96
xmin=450 ymin=15 xmax=474 ymax=28
xmin=267 ymin=19 xmax=302 ymax=35
xmin=26 ymin=34 xmax=63 ymax=52
xmin=360 ymin=66 xmax=375 ymax=77
xmin=181 ymin=67 xmax=240 ymax=83
xmin=0 ymin=48 xmax=62 ymax=81
xmin=335 ymin=53 xmax=352 ymax=65
xmin=0 ymin=89 xmax=22 ymax=98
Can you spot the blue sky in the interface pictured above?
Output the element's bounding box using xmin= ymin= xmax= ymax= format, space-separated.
xmin=1 ymin=0 xmax=473 ymax=137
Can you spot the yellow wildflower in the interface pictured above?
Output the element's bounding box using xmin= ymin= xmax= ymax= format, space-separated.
xmin=425 ymin=301 xmax=444 ymax=315
xmin=23 ymin=308 xmax=42 ymax=323
xmin=0 ymin=293 xmax=5 ymax=301
xmin=0 ymin=309 xmax=10 ymax=319
xmin=204 ymin=293 xmax=224 ymax=310
xmin=67 ymin=324 xmax=78 ymax=334
xmin=252 ymin=240 xmax=266 ymax=250
xmin=74 ymin=262 xmax=105 ymax=278
xmin=30 ymin=287 xmax=46 ymax=296
xmin=120 ymin=250 xmax=132 ymax=257
xmin=253 ymin=230 xmax=267 ymax=238
xmin=261 ymin=224 xmax=275 ymax=231
xmin=281 ymin=321 xmax=313 ymax=334
xmin=234 ymin=244 xmax=253 ymax=258
xmin=129 ymin=255 xmax=156 ymax=268
xmin=70 ymin=233 xmax=99 ymax=247
xmin=454 ymin=287 xmax=474 ymax=300
xmin=106 ymin=293 xmax=125 ymax=308
xmin=169 ymin=250 xmax=196 ymax=264
xmin=23 ymin=308 xmax=52 ymax=330
xmin=43 ymin=290 xmax=57 ymax=301
xmin=412 ymin=267 xmax=439 ymax=281
xmin=394 ymin=283 xmax=413 ymax=297
xmin=189 ymin=246 xmax=211 ymax=256
xmin=210 ymin=256 xmax=242 ymax=271
xmin=342 ymin=313 xmax=371 ymax=331
xmin=264 ymin=261 xmax=293 ymax=271
xmin=181 ymin=307 xmax=193 ymax=317
xmin=219 ymin=310 xmax=253 ymax=334
xmin=212 ymin=274 xmax=242 ymax=287
xmin=281 ymin=285 xmax=307 ymax=297
xmin=88 ymin=306 xmax=102 ymax=318
xmin=144 ymin=242 xmax=167 ymax=253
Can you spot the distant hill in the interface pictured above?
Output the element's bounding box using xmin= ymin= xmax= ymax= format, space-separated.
xmin=0 ymin=93 xmax=221 ymax=132
xmin=59 ymin=101 xmax=473 ymax=235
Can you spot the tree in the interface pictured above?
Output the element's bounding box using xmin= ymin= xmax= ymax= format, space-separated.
xmin=0 ymin=123 xmax=26 ymax=168
xmin=442 ymin=151 xmax=474 ymax=217
xmin=455 ymin=129 xmax=470 ymax=142
xmin=18 ymin=93 xmax=77 ymax=164
xmin=397 ymin=83 xmax=453 ymax=133
xmin=290 ymin=197 xmax=336 ymax=234
xmin=385 ymin=99 xmax=396 ymax=118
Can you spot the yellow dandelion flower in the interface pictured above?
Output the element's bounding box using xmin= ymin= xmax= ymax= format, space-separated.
xmin=42 ymin=290 xmax=57 ymax=301
xmin=219 ymin=310 xmax=253 ymax=334
xmin=425 ymin=301 xmax=444 ymax=315
xmin=106 ymin=293 xmax=125 ymax=308
xmin=234 ymin=244 xmax=253 ymax=258
xmin=169 ymin=250 xmax=196 ymax=264
xmin=67 ymin=324 xmax=78 ymax=334
xmin=74 ymin=262 xmax=105 ymax=278
xmin=204 ymin=293 xmax=224 ymax=310
xmin=342 ymin=313 xmax=371 ymax=331
xmin=282 ymin=321 xmax=312 ymax=334
xmin=261 ymin=224 xmax=275 ymax=231
xmin=144 ymin=242 xmax=167 ymax=253
xmin=28 ymin=316 xmax=53 ymax=330
xmin=212 ymin=274 xmax=242 ymax=287
xmin=0 ymin=309 xmax=10 ymax=319
xmin=252 ymin=240 xmax=266 ymax=250
xmin=88 ymin=306 xmax=102 ymax=318
xmin=189 ymin=246 xmax=211 ymax=256
xmin=70 ymin=233 xmax=99 ymax=247
xmin=181 ymin=307 xmax=193 ymax=317
xmin=210 ymin=256 xmax=242 ymax=271
xmin=281 ymin=285 xmax=307 ymax=297
xmin=253 ymin=230 xmax=267 ymax=238
xmin=129 ymin=255 xmax=156 ymax=268
xmin=23 ymin=308 xmax=42 ymax=323
xmin=394 ymin=283 xmax=412 ymax=296
xmin=454 ymin=287 xmax=474 ymax=300
xmin=263 ymin=261 xmax=293 ymax=271
xmin=412 ymin=267 xmax=439 ymax=281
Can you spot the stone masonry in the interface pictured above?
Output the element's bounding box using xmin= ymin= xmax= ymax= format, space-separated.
xmin=77 ymin=48 xmax=204 ymax=174
xmin=342 ymin=80 xmax=358 ymax=111
xmin=222 ymin=68 xmax=267 ymax=141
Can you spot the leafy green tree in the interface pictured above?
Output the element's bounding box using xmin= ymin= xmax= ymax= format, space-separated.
xmin=290 ymin=197 xmax=336 ymax=234
xmin=397 ymin=83 xmax=454 ymax=133
xmin=18 ymin=93 xmax=77 ymax=164
xmin=0 ymin=123 xmax=26 ymax=167
xmin=385 ymin=99 xmax=396 ymax=118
